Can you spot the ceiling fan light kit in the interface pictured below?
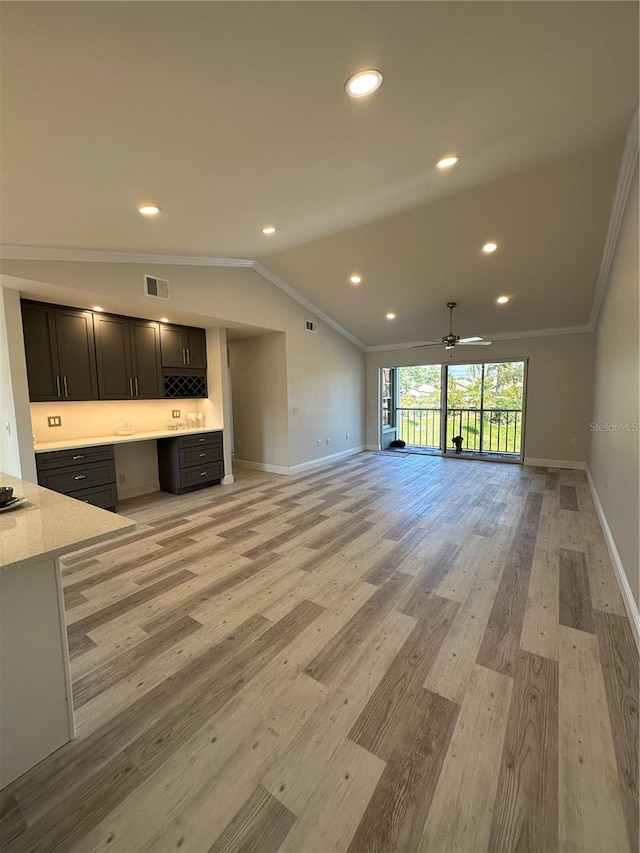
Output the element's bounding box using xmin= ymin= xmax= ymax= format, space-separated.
xmin=414 ymin=301 xmax=492 ymax=350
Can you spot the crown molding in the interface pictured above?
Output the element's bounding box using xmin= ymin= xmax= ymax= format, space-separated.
xmin=366 ymin=323 xmax=593 ymax=352
xmin=0 ymin=245 xmax=254 ymax=267
xmin=589 ymin=109 xmax=639 ymax=329
xmin=251 ymin=262 xmax=366 ymax=350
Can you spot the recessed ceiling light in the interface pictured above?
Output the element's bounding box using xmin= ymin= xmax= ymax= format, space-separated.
xmin=345 ymin=69 xmax=383 ymax=98
xmin=386 ymin=312 xmax=396 ymax=320
xmin=482 ymin=242 xmax=498 ymax=254
xmin=497 ymin=296 xmax=509 ymax=304
xmin=261 ymin=225 xmax=277 ymax=235
xmin=436 ymin=155 xmax=459 ymax=170
xmin=138 ymin=205 xmax=160 ymax=216
xmin=350 ymin=274 xmax=362 ymax=285
xmin=160 ymin=317 xmax=169 ymax=322
xmin=92 ymin=306 xmax=103 ymax=312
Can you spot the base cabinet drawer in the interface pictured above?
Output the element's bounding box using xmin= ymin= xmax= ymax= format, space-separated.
xmin=36 ymin=445 xmax=115 ymax=472
xmin=66 ymin=483 xmax=118 ymax=511
xmin=38 ymin=460 xmax=116 ymax=493
xmin=157 ymin=431 xmax=224 ymax=495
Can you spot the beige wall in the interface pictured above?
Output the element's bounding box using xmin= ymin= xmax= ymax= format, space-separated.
xmin=366 ymin=332 xmax=595 ymax=465
xmin=230 ymin=333 xmax=289 ymax=470
xmin=0 ymin=288 xmax=36 ymax=480
xmin=0 ymin=260 xmax=366 ymax=473
xmin=589 ymin=163 xmax=639 ymax=610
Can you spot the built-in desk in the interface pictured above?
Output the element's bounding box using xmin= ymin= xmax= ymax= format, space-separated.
xmin=0 ymin=472 xmax=135 ymax=787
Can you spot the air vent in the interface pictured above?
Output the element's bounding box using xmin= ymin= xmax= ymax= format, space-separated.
xmin=305 ymin=320 xmax=317 ymax=333
xmin=143 ymin=274 xmax=170 ymax=300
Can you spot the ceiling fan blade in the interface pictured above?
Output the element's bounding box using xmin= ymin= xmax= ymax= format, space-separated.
xmin=459 ymin=336 xmax=483 ymax=343
xmin=412 ymin=342 xmax=445 ymax=348
xmin=457 ymin=340 xmax=492 ymax=346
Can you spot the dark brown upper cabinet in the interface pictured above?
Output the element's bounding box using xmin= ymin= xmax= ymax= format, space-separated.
xmin=21 ymin=302 xmax=99 ymax=402
xmin=94 ymin=314 xmax=163 ymax=400
xmin=160 ymin=324 xmax=207 ymax=370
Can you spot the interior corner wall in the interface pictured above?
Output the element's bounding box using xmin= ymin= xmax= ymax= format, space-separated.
xmin=229 ymin=333 xmax=289 ymax=469
xmin=588 ymin=162 xmax=639 ymax=610
xmin=0 ymin=288 xmax=36 ymax=480
xmin=366 ymin=331 xmax=596 ymax=464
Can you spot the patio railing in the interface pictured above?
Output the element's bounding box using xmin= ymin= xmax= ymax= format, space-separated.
xmin=396 ymin=407 xmax=522 ymax=455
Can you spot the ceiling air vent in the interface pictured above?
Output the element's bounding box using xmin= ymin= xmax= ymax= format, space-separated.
xmin=305 ymin=320 xmax=317 ymax=333
xmin=143 ymin=274 xmax=170 ymax=300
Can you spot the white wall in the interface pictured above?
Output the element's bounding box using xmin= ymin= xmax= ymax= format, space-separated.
xmin=0 ymin=288 xmax=36 ymax=480
xmin=589 ymin=162 xmax=639 ymax=611
xmin=0 ymin=260 xmax=366 ymax=473
xmin=366 ymin=331 xmax=595 ymax=465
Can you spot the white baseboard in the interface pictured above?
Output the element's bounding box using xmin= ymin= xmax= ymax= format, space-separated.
xmin=117 ymin=480 xmax=160 ymax=500
xmin=234 ymin=446 xmax=365 ymax=477
xmin=365 ymin=444 xmax=380 ymax=451
xmin=587 ymin=468 xmax=640 ymax=651
xmin=523 ymin=457 xmax=586 ymax=470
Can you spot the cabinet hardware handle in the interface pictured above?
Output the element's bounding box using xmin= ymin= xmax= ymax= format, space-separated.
xmin=56 ymin=376 xmax=61 ymax=398
xmin=73 ymin=455 xmax=85 ymax=460
xmin=187 ymin=348 xmax=191 ymax=365
xmin=200 ymin=471 xmax=208 ymax=476
xmin=129 ymin=377 xmax=133 ymax=396
xmin=198 ymin=438 xmax=206 ymax=442
xmin=74 ymin=474 xmax=86 ymax=480
xmin=63 ymin=376 xmax=68 ymax=397
xmin=134 ymin=377 xmax=139 ymax=396
xmin=199 ymin=452 xmax=206 ymax=457
xmin=182 ymin=347 xmax=186 ymax=365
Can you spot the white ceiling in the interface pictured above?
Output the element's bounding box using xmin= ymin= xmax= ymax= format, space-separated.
xmin=1 ymin=2 xmax=637 ymax=346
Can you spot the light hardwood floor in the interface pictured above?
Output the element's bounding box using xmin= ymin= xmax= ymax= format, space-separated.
xmin=1 ymin=452 xmax=637 ymax=853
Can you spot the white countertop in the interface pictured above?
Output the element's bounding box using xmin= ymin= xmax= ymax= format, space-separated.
xmin=34 ymin=426 xmax=223 ymax=453
xmin=0 ymin=472 xmax=136 ymax=571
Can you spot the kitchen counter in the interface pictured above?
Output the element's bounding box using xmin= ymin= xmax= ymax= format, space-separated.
xmin=0 ymin=471 xmax=135 ymax=570
xmin=0 ymin=470 xmax=136 ymax=787
xmin=34 ymin=425 xmax=222 ymax=454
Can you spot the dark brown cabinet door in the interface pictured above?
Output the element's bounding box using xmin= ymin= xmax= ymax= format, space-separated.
xmin=159 ymin=325 xmax=186 ymax=368
xmin=130 ymin=320 xmax=163 ymax=398
xmin=54 ymin=308 xmax=99 ymax=400
xmin=94 ymin=313 xmax=134 ymax=399
xmin=160 ymin=324 xmax=207 ymax=369
xmin=184 ymin=328 xmax=207 ymax=368
xmin=21 ymin=302 xmax=60 ymax=402
xmin=21 ymin=302 xmax=98 ymax=401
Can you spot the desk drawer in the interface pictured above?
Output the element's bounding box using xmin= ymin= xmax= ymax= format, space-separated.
xmin=66 ymin=483 xmax=118 ymax=511
xmin=179 ymin=444 xmax=223 ymax=468
xmin=38 ymin=460 xmax=116 ymax=494
xmin=36 ymin=444 xmax=114 ymax=472
xmin=178 ymin=431 xmax=222 ymax=450
xmin=179 ymin=461 xmax=224 ymax=489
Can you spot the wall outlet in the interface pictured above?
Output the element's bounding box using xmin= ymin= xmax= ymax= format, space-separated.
xmin=317 ymin=438 xmax=322 ymax=446
xmin=47 ymin=416 xmax=62 ymax=427
xmin=345 ymin=432 xmax=350 ymax=440
xmin=292 ymin=405 xmax=301 ymax=415
xmin=569 ymin=438 xmax=577 ymax=446
xmin=172 ymin=409 xmax=181 ymax=418
xmin=326 ymin=437 xmax=330 ymax=445
xmin=118 ymin=473 xmax=126 ymax=485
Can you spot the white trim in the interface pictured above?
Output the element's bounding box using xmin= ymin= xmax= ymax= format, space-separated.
xmin=586 ymin=468 xmax=640 ymax=651
xmin=288 ymin=446 xmax=365 ymax=475
xmin=589 ymin=109 xmax=639 ymax=329
xmin=221 ymin=474 xmax=235 ymax=485
xmin=252 ymin=262 xmax=366 ymax=350
xmin=523 ymin=457 xmax=586 ymax=470
xmin=234 ymin=446 xmax=365 ymax=476
xmin=0 ymin=245 xmax=254 ymax=268
xmin=367 ymin=325 xmax=593 ymax=353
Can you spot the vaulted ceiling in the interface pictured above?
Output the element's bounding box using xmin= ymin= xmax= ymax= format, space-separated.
xmin=1 ymin=2 xmax=637 ymax=346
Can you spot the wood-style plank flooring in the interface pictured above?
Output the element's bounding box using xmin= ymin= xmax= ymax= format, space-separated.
xmin=1 ymin=452 xmax=637 ymax=852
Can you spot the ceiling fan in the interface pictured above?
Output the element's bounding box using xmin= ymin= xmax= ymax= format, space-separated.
xmin=414 ymin=302 xmax=492 ymax=350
